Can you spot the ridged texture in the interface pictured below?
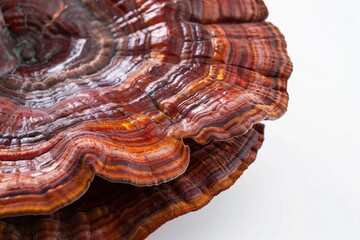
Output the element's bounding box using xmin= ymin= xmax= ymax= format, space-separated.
xmin=0 ymin=0 xmax=292 ymax=238
xmin=0 ymin=124 xmax=264 ymax=240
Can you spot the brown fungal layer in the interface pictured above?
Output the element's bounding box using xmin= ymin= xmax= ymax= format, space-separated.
xmin=0 ymin=0 xmax=292 ymax=238
xmin=0 ymin=124 xmax=264 ymax=240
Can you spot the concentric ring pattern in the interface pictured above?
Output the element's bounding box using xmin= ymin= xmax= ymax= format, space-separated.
xmin=0 ymin=0 xmax=292 ymax=239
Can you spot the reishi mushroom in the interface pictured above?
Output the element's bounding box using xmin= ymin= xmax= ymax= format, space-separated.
xmin=0 ymin=0 xmax=292 ymax=239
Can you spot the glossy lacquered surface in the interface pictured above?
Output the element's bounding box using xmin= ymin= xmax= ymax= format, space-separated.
xmin=0 ymin=0 xmax=291 ymax=239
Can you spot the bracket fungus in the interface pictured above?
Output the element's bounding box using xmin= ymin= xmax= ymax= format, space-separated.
xmin=0 ymin=0 xmax=292 ymax=239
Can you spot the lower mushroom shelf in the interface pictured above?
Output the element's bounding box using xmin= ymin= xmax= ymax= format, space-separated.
xmin=0 ymin=124 xmax=264 ymax=240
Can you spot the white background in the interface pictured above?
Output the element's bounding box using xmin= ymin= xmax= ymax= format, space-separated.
xmin=149 ymin=0 xmax=360 ymax=239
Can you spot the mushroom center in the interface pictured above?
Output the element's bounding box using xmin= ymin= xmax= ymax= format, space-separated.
xmin=0 ymin=0 xmax=115 ymax=96
xmin=0 ymin=0 xmax=114 ymax=76
xmin=12 ymin=32 xmax=73 ymax=71
xmin=16 ymin=41 xmax=36 ymax=63
xmin=1 ymin=1 xmax=73 ymax=69
xmin=0 ymin=0 xmax=117 ymax=108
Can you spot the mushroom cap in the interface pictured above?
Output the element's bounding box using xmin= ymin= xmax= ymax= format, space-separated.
xmin=0 ymin=0 xmax=292 ymax=238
